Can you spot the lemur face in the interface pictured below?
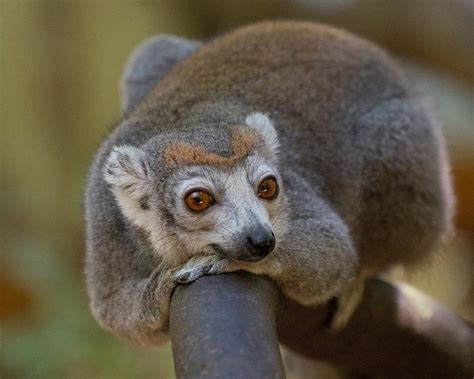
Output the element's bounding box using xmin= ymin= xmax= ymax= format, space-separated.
xmin=161 ymin=153 xmax=287 ymax=264
xmin=104 ymin=113 xmax=288 ymax=265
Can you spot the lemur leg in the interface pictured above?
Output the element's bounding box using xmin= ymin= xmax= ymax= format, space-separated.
xmin=253 ymin=173 xmax=359 ymax=326
xmin=120 ymin=35 xmax=201 ymax=113
xmin=264 ymin=213 xmax=358 ymax=308
xmin=91 ymin=264 xmax=180 ymax=346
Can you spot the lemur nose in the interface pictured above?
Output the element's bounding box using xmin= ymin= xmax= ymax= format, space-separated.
xmin=247 ymin=229 xmax=275 ymax=258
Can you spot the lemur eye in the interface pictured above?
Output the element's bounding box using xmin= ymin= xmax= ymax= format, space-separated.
xmin=257 ymin=176 xmax=279 ymax=200
xmin=184 ymin=190 xmax=215 ymax=212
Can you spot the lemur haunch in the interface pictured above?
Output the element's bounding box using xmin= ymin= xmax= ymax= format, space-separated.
xmin=85 ymin=22 xmax=453 ymax=346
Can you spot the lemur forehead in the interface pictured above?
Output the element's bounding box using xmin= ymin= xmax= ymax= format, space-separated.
xmin=162 ymin=127 xmax=259 ymax=167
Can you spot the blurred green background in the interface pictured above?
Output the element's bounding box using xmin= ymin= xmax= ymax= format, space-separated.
xmin=1 ymin=1 xmax=473 ymax=378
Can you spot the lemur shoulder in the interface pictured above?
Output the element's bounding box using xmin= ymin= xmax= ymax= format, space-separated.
xmin=85 ymin=22 xmax=453 ymax=345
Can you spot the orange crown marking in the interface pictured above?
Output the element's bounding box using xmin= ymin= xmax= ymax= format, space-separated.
xmin=163 ymin=127 xmax=258 ymax=167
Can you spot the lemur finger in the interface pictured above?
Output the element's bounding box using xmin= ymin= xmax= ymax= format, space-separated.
xmin=173 ymin=256 xmax=217 ymax=284
xmin=174 ymin=268 xmax=205 ymax=284
xmin=173 ymin=256 xmax=231 ymax=284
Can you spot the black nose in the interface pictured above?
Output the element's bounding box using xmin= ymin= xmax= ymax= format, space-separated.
xmin=246 ymin=229 xmax=275 ymax=259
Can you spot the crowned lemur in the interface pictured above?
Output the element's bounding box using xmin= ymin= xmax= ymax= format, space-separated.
xmin=85 ymin=22 xmax=453 ymax=346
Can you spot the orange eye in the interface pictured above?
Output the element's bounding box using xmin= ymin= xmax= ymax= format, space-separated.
xmin=257 ymin=176 xmax=279 ymax=200
xmin=184 ymin=190 xmax=215 ymax=212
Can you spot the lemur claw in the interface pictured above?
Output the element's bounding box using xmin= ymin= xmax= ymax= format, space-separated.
xmin=173 ymin=255 xmax=231 ymax=285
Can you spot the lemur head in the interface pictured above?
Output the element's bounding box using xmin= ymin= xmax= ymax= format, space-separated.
xmin=104 ymin=112 xmax=288 ymax=265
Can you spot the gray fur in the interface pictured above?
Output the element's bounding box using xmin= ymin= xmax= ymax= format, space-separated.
xmin=120 ymin=35 xmax=201 ymax=114
xmin=85 ymin=22 xmax=453 ymax=346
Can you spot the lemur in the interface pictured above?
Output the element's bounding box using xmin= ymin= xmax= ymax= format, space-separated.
xmin=85 ymin=22 xmax=453 ymax=346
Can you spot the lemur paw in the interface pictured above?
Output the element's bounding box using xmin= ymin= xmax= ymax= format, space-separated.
xmin=173 ymin=255 xmax=232 ymax=284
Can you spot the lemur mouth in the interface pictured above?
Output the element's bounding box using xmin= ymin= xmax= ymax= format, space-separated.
xmin=210 ymin=244 xmax=267 ymax=264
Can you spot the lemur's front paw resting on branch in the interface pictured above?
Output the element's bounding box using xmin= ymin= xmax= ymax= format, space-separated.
xmin=173 ymin=256 xmax=232 ymax=284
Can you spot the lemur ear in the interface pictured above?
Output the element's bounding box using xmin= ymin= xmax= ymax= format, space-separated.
xmin=103 ymin=145 xmax=150 ymax=206
xmin=245 ymin=112 xmax=280 ymax=156
xmin=121 ymin=35 xmax=201 ymax=114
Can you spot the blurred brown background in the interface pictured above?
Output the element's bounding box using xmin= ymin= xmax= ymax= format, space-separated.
xmin=1 ymin=1 xmax=473 ymax=378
